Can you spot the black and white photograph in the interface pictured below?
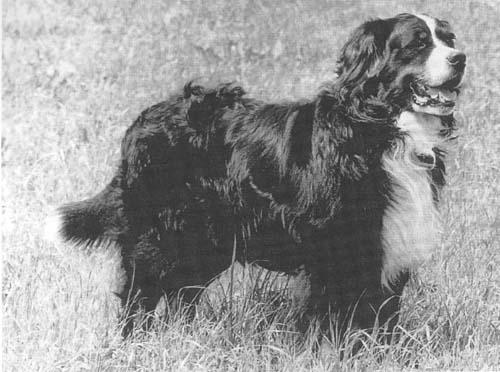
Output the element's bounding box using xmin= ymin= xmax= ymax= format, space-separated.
xmin=3 ymin=0 xmax=500 ymax=370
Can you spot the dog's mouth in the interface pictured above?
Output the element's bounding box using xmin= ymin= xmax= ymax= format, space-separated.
xmin=410 ymin=80 xmax=459 ymax=110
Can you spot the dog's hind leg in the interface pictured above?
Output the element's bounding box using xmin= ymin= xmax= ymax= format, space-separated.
xmin=117 ymin=228 xmax=232 ymax=335
xmin=117 ymin=242 xmax=164 ymax=336
xmin=157 ymin=235 xmax=233 ymax=320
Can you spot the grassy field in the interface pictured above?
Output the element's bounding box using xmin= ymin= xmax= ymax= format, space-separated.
xmin=3 ymin=0 xmax=500 ymax=370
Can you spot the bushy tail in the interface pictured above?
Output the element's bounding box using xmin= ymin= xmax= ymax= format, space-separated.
xmin=45 ymin=177 xmax=126 ymax=249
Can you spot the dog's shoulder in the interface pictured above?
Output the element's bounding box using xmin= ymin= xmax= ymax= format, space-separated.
xmin=224 ymin=99 xmax=315 ymax=190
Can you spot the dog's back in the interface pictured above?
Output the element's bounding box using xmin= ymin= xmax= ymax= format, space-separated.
xmin=46 ymin=82 xmax=246 ymax=250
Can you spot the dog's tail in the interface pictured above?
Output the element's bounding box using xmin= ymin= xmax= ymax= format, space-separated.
xmin=44 ymin=177 xmax=126 ymax=249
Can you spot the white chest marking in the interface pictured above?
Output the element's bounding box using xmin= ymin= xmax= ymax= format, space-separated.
xmin=381 ymin=111 xmax=446 ymax=288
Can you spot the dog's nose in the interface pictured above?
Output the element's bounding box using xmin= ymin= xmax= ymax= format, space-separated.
xmin=448 ymin=52 xmax=466 ymax=71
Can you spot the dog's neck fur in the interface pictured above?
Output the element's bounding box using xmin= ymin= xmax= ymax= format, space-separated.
xmin=380 ymin=111 xmax=448 ymax=288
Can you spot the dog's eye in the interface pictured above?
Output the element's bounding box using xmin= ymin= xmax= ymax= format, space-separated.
xmin=416 ymin=40 xmax=427 ymax=49
xmin=437 ymin=31 xmax=456 ymax=47
xmin=416 ymin=32 xmax=428 ymax=49
xmin=443 ymin=34 xmax=456 ymax=47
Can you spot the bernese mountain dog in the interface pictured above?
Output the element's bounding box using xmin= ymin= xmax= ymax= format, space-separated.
xmin=46 ymin=13 xmax=466 ymax=336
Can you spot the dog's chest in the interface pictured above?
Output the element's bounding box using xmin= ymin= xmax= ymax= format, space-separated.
xmin=380 ymin=111 xmax=445 ymax=288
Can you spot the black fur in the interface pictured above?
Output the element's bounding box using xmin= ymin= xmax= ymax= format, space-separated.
xmin=56 ymin=13 xmax=460 ymax=336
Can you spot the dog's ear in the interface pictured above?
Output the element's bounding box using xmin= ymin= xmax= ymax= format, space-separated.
xmin=336 ymin=19 xmax=393 ymax=85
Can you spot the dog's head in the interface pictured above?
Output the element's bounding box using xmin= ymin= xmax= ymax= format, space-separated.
xmin=336 ymin=13 xmax=466 ymax=117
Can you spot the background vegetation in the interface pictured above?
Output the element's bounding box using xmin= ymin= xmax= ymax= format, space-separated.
xmin=3 ymin=0 xmax=500 ymax=370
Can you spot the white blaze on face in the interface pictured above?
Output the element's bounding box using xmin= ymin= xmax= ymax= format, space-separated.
xmin=416 ymin=14 xmax=459 ymax=87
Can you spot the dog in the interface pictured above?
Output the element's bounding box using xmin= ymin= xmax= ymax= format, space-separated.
xmin=46 ymin=13 xmax=465 ymax=336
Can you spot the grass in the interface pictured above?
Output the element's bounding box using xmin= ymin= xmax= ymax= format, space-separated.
xmin=3 ymin=0 xmax=500 ymax=370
